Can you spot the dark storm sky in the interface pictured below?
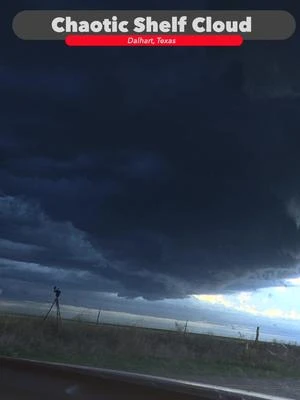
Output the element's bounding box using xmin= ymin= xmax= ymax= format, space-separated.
xmin=1 ymin=0 xmax=300 ymax=303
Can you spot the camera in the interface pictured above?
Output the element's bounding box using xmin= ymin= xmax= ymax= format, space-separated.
xmin=53 ymin=286 xmax=61 ymax=298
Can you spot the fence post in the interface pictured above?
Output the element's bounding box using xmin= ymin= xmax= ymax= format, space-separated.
xmin=255 ymin=326 xmax=260 ymax=343
xmin=184 ymin=320 xmax=188 ymax=335
xmin=96 ymin=309 xmax=101 ymax=325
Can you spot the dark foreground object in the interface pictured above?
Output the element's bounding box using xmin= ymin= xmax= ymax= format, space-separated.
xmin=0 ymin=356 xmax=291 ymax=400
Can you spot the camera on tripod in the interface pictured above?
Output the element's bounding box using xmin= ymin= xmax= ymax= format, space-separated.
xmin=44 ymin=286 xmax=62 ymax=326
xmin=53 ymin=286 xmax=61 ymax=298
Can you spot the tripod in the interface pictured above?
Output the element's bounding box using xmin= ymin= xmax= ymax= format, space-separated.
xmin=43 ymin=287 xmax=62 ymax=327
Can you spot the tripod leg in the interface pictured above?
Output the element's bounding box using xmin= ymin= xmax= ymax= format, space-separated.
xmin=55 ymin=299 xmax=59 ymax=327
xmin=57 ymin=300 xmax=62 ymax=324
xmin=55 ymin=299 xmax=62 ymax=328
xmin=43 ymin=299 xmax=56 ymax=321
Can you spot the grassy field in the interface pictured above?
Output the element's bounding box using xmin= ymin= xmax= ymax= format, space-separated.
xmin=0 ymin=314 xmax=300 ymax=380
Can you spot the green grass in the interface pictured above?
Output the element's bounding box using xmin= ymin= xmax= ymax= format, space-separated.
xmin=0 ymin=314 xmax=300 ymax=380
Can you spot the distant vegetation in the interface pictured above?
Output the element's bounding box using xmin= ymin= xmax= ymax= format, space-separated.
xmin=0 ymin=314 xmax=300 ymax=380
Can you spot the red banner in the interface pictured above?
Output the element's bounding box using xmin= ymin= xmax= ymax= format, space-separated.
xmin=65 ymin=34 xmax=244 ymax=47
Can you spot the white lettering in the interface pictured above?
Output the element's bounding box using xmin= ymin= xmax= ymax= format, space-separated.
xmin=226 ymin=21 xmax=238 ymax=32
xmin=78 ymin=21 xmax=90 ymax=33
xmin=145 ymin=17 xmax=159 ymax=32
xmin=192 ymin=17 xmax=206 ymax=33
xmin=51 ymin=16 xmax=130 ymax=33
xmin=134 ymin=17 xmax=146 ymax=33
xmin=134 ymin=17 xmax=187 ymax=33
xmin=213 ymin=21 xmax=225 ymax=33
xmin=239 ymin=17 xmax=252 ymax=32
xmin=192 ymin=16 xmax=252 ymax=33
xmin=119 ymin=20 xmax=129 ymax=33
xmin=90 ymin=21 xmax=102 ymax=32
xmin=175 ymin=16 xmax=187 ymax=32
xmin=65 ymin=16 xmax=79 ymax=32
xmin=51 ymin=17 xmax=65 ymax=33
xmin=160 ymin=20 xmax=171 ymax=33
xmin=206 ymin=16 xmax=212 ymax=32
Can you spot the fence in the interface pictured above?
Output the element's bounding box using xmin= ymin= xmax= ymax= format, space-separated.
xmin=0 ymin=299 xmax=298 ymax=345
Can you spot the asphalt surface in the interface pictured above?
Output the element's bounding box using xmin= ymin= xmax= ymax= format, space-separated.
xmin=0 ymin=357 xmax=296 ymax=400
xmin=185 ymin=376 xmax=300 ymax=400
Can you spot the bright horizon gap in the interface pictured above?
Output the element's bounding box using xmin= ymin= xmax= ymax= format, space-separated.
xmin=192 ymin=281 xmax=300 ymax=321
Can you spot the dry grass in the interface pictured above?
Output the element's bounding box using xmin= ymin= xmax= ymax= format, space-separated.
xmin=0 ymin=314 xmax=300 ymax=380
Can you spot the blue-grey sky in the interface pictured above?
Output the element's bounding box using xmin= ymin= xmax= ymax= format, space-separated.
xmin=1 ymin=1 xmax=300 ymax=329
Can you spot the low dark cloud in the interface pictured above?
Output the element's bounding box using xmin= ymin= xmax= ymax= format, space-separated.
xmin=1 ymin=1 xmax=300 ymax=303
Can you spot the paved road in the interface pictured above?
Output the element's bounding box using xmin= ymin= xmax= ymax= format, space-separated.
xmin=185 ymin=376 xmax=300 ymax=400
xmin=0 ymin=357 xmax=296 ymax=400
